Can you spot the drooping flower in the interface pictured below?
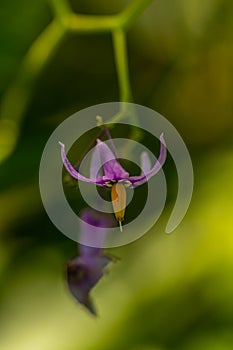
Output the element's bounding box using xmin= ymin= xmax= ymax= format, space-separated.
xmin=67 ymin=209 xmax=114 ymax=315
xmin=59 ymin=130 xmax=166 ymax=230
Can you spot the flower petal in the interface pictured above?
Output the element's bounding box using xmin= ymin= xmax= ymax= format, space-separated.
xmin=140 ymin=151 xmax=152 ymax=174
xmin=67 ymin=256 xmax=96 ymax=315
xmin=66 ymin=209 xmax=114 ymax=315
xmin=79 ymin=208 xmax=113 ymax=250
xmin=67 ymin=249 xmax=112 ymax=315
xmin=103 ymin=127 xmax=118 ymax=159
xmin=59 ymin=142 xmax=102 ymax=184
xmin=96 ymin=139 xmax=129 ymax=180
xmin=129 ymin=133 xmax=166 ymax=187
xmin=89 ymin=144 xmax=103 ymax=180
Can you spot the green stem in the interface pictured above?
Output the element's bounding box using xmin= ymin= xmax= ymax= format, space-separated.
xmin=66 ymin=14 xmax=120 ymax=33
xmin=120 ymin=0 xmax=155 ymax=29
xmin=48 ymin=0 xmax=72 ymax=18
xmin=110 ymin=25 xmax=143 ymax=143
xmin=51 ymin=0 xmax=155 ymax=34
xmin=0 ymin=21 xmax=65 ymax=163
xmin=0 ymin=21 xmax=65 ymax=125
xmin=0 ymin=0 xmax=155 ymax=163
xmin=112 ymin=28 xmax=132 ymax=102
xmin=48 ymin=0 xmax=72 ymax=29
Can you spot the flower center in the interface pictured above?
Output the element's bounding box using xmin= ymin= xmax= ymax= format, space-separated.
xmin=104 ymin=179 xmax=131 ymax=187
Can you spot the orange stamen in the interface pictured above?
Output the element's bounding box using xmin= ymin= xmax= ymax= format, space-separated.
xmin=111 ymin=183 xmax=126 ymax=231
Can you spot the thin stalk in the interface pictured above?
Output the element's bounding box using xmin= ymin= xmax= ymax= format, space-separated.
xmin=48 ymin=0 xmax=72 ymax=18
xmin=120 ymin=0 xmax=155 ymax=30
xmin=112 ymin=28 xmax=132 ymax=102
xmin=66 ymin=14 xmax=120 ymax=34
xmin=0 ymin=20 xmax=65 ymax=163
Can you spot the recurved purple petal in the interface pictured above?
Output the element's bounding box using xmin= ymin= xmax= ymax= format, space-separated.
xmin=59 ymin=142 xmax=101 ymax=184
xmin=96 ymin=139 xmax=129 ymax=180
xmin=140 ymin=151 xmax=152 ymax=174
xmin=129 ymin=133 xmax=166 ymax=187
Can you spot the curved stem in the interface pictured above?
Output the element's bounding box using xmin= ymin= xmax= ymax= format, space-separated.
xmin=0 ymin=0 xmax=155 ymax=163
xmin=0 ymin=21 xmax=65 ymax=163
xmin=48 ymin=0 xmax=72 ymax=18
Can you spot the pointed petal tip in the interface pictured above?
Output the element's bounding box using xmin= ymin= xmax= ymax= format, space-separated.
xmin=89 ymin=307 xmax=98 ymax=317
xmin=84 ymin=298 xmax=98 ymax=316
xmin=59 ymin=142 xmax=97 ymax=183
xmin=160 ymin=133 xmax=165 ymax=144
xmin=58 ymin=141 xmax=64 ymax=147
xmin=141 ymin=150 xmax=148 ymax=157
xmin=128 ymin=132 xmax=167 ymax=187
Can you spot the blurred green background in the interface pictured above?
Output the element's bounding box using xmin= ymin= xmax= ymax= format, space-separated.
xmin=0 ymin=0 xmax=233 ymax=349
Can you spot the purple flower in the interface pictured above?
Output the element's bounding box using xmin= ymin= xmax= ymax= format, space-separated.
xmin=67 ymin=209 xmax=114 ymax=315
xmin=59 ymin=131 xmax=166 ymax=230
